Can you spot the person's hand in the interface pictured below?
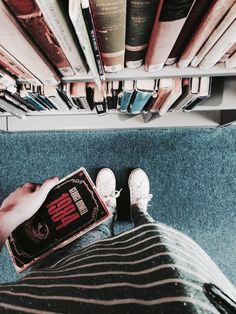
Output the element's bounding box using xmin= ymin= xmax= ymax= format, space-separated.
xmin=0 ymin=177 xmax=59 ymax=231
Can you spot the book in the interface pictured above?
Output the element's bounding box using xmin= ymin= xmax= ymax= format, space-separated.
xmin=90 ymin=0 xmax=126 ymax=73
xmin=94 ymin=82 xmax=106 ymax=115
xmin=171 ymin=77 xmax=200 ymax=112
xmin=145 ymin=0 xmax=195 ymax=72
xmin=0 ymin=45 xmax=40 ymax=84
xmin=199 ymin=20 xmax=236 ymax=69
xmin=43 ymin=85 xmax=70 ymax=111
xmin=111 ymin=80 xmax=121 ymax=110
xmin=35 ymin=0 xmax=87 ymax=77
xmin=226 ymin=50 xmax=236 ymax=68
xmin=159 ymin=78 xmax=182 ymax=116
xmin=219 ymin=43 xmax=236 ymax=63
xmin=191 ymin=2 xmax=236 ymax=67
xmin=81 ymin=0 xmax=105 ymax=80
xmin=69 ymin=0 xmax=101 ymax=88
xmin=0 ymin=93 xmax=26 ymax=119
xmin=6 ymin=167 xmax=111 ymax=272
xmin=125 ymin=0 xmax=159 ymax=69
xmin=166 ymin=0 xmax=214 ymax=65
xmin=149 ymin=79 xmax=173 ymax=112
xmin=3 ymin=0 xmax=75 ymax=77
xmin=184 ymin=77 xmax=211 ymax=111
xmin=0 ymin=0 xmax=58 ymax=85
xmin=177 ymin=0 xmax=235 ymax=68
xmin=119 ymin=80 xmax=135 ymax=113
xmin=129 ymin=79 xmax=156 ymax=114
xmin=70 ymin=82 xmax=92 ymax=111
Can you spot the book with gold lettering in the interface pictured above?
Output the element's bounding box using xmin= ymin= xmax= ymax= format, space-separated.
xmin=6 ymin=168 xmax=111 ymax=273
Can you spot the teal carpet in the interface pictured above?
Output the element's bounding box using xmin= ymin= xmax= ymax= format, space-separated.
xmin=0 ymin=127 xmax=235 ymax=285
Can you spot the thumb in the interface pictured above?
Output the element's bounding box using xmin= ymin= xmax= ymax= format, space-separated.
xmin=37 ymin=177 xmax=59 ymax=196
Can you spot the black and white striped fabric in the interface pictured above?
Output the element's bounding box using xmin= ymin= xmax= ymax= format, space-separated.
xmin=0 ymin=223 xmax=235 ymax=313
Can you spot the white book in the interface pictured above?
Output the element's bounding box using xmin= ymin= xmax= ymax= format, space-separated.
xmin=226 ymin=50 xmax=236 ymax=68
xmin=0 ymin=0 xmax=58 ymax=85
xmin=69 ymin=0 xmax=101 ymax=89
xmin=191 ymin=2 xmax=236 ymax=67
xmin=0 ymin=95 xmax=26 ymax=119
xmin=199 ymin=19 xmax=236 ymax=69
xmin=36 ymin=0 xmax=87 ymax=77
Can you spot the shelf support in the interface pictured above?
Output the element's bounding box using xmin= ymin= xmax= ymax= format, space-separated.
xmin=219 ymin=110 xmax=236 ymax=127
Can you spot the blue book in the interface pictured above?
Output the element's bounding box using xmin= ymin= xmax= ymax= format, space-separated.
xmin=119 ymin=80 xmax=135 ymax=112
xmin=129 ymin=80 xmax=156 ymax=114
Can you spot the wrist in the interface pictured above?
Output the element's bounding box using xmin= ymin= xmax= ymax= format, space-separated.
xmin=0 ymin=209 xmax=18 ymax=243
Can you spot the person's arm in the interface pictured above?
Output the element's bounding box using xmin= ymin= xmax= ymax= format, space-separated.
xmin=0 ymin=177 xmax=59 ymax=251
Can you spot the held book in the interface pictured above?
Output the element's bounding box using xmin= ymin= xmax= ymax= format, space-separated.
xmin=6 ymin=167 xmax=111 ymax=273
xmin=145 ymin=0 xmax=195 ymax=72
xmin=90 ymin=0 xmax=126 ymax=73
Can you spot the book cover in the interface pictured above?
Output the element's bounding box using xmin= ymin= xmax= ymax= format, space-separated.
xmin=199 ymin=19 xmax=236 ymax=69
xmin=90 ymin=0 xmax=126 ymax=73
xmin=125 ymin=0 xmax=159 ymax=69
xmin=149 ymin=79 xmax=173 ymax=112
xmin=145 ymin=0 xmax=195 ymax=72
xmin=159 ymin=78 xmax=182 ymax=116
xmin=35 ymin=0 xmax=87 ymax=77
xmin=6 ymin=167 xmax=111 ymax=272
xmin=94 ymin=82 xmax=106 ymax=115
xmin=119 ymin=80 xmax=135 ymax=113
xmin=226 ymin=50 xmax=236 ymax=68
xmin=191 ymin=2 xmax=236 ymax=67
xmin=4 ymin=0 xmax=75 ymax=77
xmin=166 ymin=0 xmax=213 ymax=65
xmin=177 ymin=0 xmax=235 ymax=68
xmin=0 ymin=93 xmax=26 ymax=119
xmin=70 ymin=81 xmax=92 ymax=111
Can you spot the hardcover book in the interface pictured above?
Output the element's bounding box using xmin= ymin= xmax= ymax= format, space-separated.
xmin=6 ymin=167 xmax=111 ymax=273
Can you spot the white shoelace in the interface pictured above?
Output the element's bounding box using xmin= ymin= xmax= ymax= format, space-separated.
xmin=135 ymin=193 xmax=153 ymax=210
xmin=102 ymin=189 xmax=122 ymax=207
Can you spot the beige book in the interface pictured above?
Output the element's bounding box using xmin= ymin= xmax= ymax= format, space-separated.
xmin=0 ymin=95 xmax=26 ymax=119
xmin=0 ymin=45 xmax=40 ymax=84
xmin=70 ymin=81 xmax=91 ymax=111
xmin=219 ymin=43 xmax=236 ymax=63
xmin=43 ymin=85 xmax=70 ymax=112
xmin=191 ymin=2 xmax=236 ymax=67
xmin=0 ymin=0 xmax=58 ymax=85
xmin=145 ymin=0 xmax=195 ymax=72
xmin=149 ymin=79 xmax=173 ymax=112
xmin=199 ymin=19 xmax=236 ymax=69
xmin=171 ymin=77 xmax=200 ymax=112
xmin=36 ymin=0 xmax=87 ymax=77
xmin=90 ymin=0 xmax=126 ymax=73
xmin=226 ymin=50 xmax=236 ymax=68
xmin=177 ymin=0 xmax=235 ymax=68
xmin=69 ymin=0 xmax=101 ymax=89
xmin=159 ymin=78 xmax=182 ymax=116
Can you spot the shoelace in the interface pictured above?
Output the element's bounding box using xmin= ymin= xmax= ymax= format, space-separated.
xmin=102 ymin=189 xmax=122 ymax=204
xmin=135 ymin=193 xmax=153 ymax=209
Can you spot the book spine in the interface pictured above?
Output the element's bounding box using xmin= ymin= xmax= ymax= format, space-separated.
xmin=0 ymin=1 xmax=58 ymax=85
xmin=68 ymin=0 xmax=101 ymax=89
xmin=199 ymin=19 xmax=236 ymax=69
xmin=0 ymin=94 xmax=26 ymax=119
xmin=81 ymin=0 xmax=105 ymax=80
xmin=129 ymin=91 xmax=152 ymax=114
xmin=226 ymin=50 xmax=236 ymax=68
xmin=191 ymin=2 xmax=236 ymax=67
xmin=90 ymin=0 xmax=126 ymax=73
xmin=119 ymin=90 xmax=134 ymax=112
xmin=125 ymin=0 xmax=159 ymax=69
xmin=35 ymin=0 xmax=87 ymax=76
xmin=177 ymin=0 xmax=235 ymax=68
xmin=4 ymin=0 xmax=75 ymax=77
xmin=145 ymin=0 xmax=195 ymax=72
xmin=166 ymin=0 xmax=213 ymax=65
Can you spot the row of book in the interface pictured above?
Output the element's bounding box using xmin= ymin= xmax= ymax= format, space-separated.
xmin=0 ymin=0 xmax=235 ymax=88
xmin=0 ymin=75 xmax=212 ymax=121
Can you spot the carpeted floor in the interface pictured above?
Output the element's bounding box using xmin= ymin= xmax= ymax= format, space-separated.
xmin=0 ymin=127 xmax=235 ymax=285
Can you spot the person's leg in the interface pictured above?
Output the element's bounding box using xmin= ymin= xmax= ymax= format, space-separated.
xmin=128 ymin=168 xmax=155 ymax=227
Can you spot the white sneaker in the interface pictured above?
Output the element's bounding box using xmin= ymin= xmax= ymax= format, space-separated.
xmin=96 ymin=168 xmax=121 ymax=212
xmin=128 ymin=168 xmax=153 ymax=211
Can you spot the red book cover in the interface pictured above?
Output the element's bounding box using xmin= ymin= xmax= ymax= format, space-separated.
xmin=6 ymin=168 xmax=111 ymax=272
